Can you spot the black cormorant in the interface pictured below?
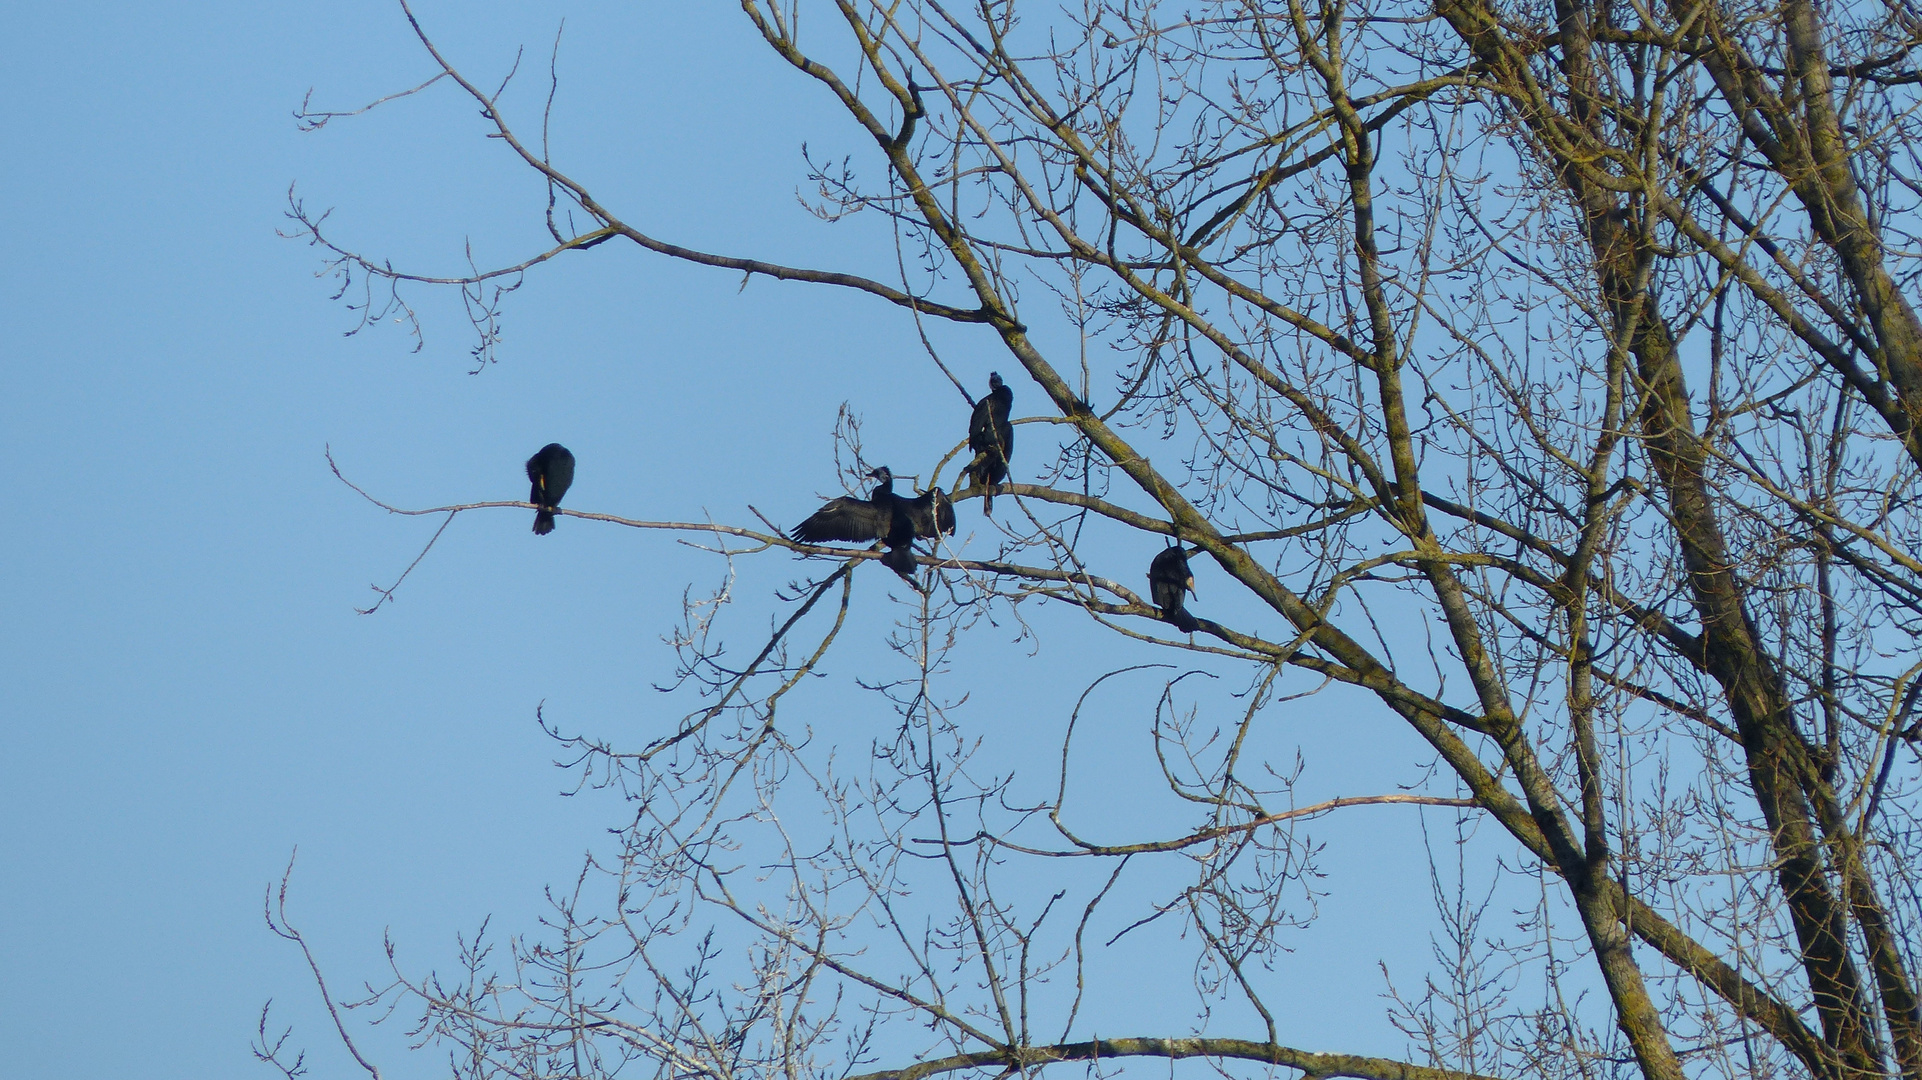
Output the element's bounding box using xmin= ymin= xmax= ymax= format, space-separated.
xmin=526 ymin=443 xmax=576 ymax=535
xmin=966 ymin=372 xmax=1014 ymax=514
xmin=1148 ymin=544 xmax=1199 ymax=633
xmin=791 ymin=466 xmax=926 ymax=581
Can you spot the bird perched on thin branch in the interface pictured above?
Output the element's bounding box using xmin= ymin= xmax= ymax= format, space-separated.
xmin=791 ymin=466 xmax=951 ymax=581
xmin=966 ymin=372 xmax=1014 ymax=514
xmin=1148 ymin=544 xmax=1199 ymax=633
xmin=526 ymin=443 xmax=575 ymax=535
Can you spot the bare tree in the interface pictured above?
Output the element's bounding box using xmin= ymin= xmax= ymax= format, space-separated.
xmin=263 ymin=1 xmax=1922 ymax=1079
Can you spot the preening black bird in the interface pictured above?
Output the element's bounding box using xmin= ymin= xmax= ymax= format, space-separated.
xmin=790 ymin=466 xmax=933 ymax=582
xmin=1148 ymin=544 xmax=1199 ymax=633
xmin=966 ymin=372 xmax=1015 ymax=514
xmin=525 ymin=443 xmax=576 ymax=535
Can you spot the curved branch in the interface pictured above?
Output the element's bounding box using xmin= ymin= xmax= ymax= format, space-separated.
xmin=338 ymin=0 xmax=994 ymax=326
xmin=842 ymin=1036 xmax=1506 ymax=1080
xmin=933 ymin=794 xmax=1481 ymax=858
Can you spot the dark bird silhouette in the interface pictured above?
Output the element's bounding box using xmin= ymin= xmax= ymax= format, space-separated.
xmin=1148 ymin=544 xmax=1199 ymax=633
xmin=790 ymin=466 xmax=938 ymax=582
xmin=526 ymin=443 xmax=576 ymax=535
xmin=966 ymin=372 xmax=1015 ymax=514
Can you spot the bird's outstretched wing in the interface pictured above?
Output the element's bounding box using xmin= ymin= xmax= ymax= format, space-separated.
xmin=905 ymin=488 xmax=956 ymax=540
xmin=791 ymin=497 xmax=890 ymax=544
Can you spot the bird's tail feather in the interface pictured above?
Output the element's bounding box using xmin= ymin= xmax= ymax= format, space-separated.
xmin=881 ymin=545 xmax=918 ymax=580
xmin=534 ymin=510 xmax=557 ymax=535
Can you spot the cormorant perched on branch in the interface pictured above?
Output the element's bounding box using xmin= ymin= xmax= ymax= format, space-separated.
xmin=1148 ymin=544 xmax=1199 ymax=633
xmin=966 ymin=372 xmax=1014 ymax=514
xmin=790 ymin=466 xmax=940 ymax=581
xmin=526 ymin=443 xmax=575 ymax=535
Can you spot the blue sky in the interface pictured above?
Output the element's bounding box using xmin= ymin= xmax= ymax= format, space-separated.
xmin=2 ymin=4 xmax=1481 ymax=1077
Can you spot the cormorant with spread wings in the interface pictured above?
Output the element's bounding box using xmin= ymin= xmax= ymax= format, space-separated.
xmin=792 ymin=467 xmax=953 ymax=580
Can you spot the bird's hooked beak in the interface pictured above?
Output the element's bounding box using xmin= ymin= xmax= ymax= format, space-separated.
xmin=1186 ymin=575 xmax=1197 ymax=597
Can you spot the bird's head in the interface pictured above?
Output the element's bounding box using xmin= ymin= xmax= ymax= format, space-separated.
xmin=988 ymin=371 xmax=1005 ymax=391
xmin=868 ymin=465 xmax=894 ymax=484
